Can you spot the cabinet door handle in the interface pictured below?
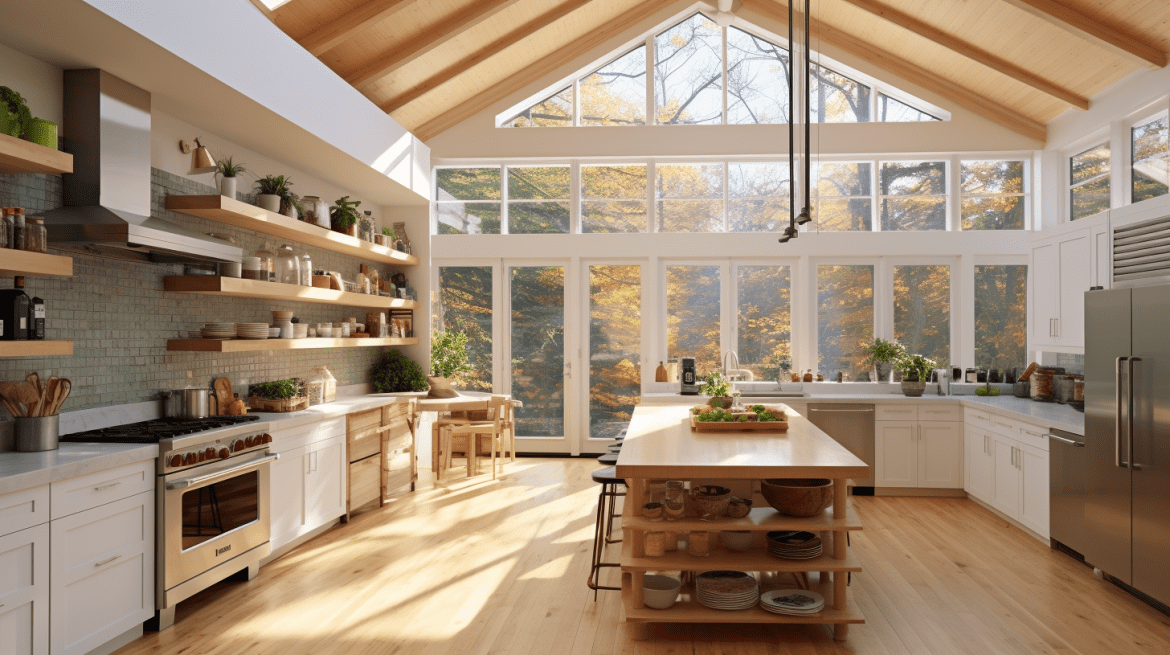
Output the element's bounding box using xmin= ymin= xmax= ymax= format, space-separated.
xmin=93 ymin=481 xmax=122 ymax=492
xmin=94 ymin=554 xmax=122 ymax=568
xmin=1054 ymin=318 xmax=1059 ymax=337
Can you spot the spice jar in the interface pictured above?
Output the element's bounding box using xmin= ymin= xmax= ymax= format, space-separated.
xmin=254 ymin=248 xmax=274 ymax=282
xmin=24 ymin=218 xmax=46 ymax=253
xmin=12 ymin=208 xmax=25 ymax=251
xmin=299 ymin=254 xmax=312 ymax=286
xmin=1 ymin=208 xmax=11 ymax=249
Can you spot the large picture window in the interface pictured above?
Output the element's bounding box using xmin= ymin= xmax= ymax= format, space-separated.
xmin=589 ymin=265 xmax=642 ymax=439
xmin=737 ymin=265 xmax=791 ymax=381
xmin=817 ymin=265 xmax=874 ymax=381
xmin=894 ymin=265 xmax=950 ymax=367
xmin=667 ymin=265 xmax=721 ymax=374
xmin=974 ymin=264 xmax=1028 ymax=371
xmin=436 ymin=267 xmax=493 ymax=391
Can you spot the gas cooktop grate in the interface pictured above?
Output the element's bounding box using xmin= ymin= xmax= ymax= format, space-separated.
xmin=60 ymin=415 xmax=260 ymax=443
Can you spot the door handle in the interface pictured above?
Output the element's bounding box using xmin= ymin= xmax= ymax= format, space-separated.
xmin=93 ymin=481 xmax=122 ymax=492
xmin=1117 ymin=357 xmax=1129 ymax=468
xmin=166 ymin=454 xmax=279 ymax=490
xmin=94 ymin=554 xmax=122 ymax=568
xmin=1130 ymin=357 xmax=1142 ymax=470
xmin=1046 ymin=434 xmax=1084 ymax=447
xmin=1054 ymin=318 xmax=1059 ymax=337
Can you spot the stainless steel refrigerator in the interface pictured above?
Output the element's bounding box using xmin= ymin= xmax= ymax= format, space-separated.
xmin=1084 ymin=286 xmax=1170 ymax=607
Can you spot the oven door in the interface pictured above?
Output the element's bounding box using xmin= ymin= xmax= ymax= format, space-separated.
xmin=160 ymin=451 xmax=276 ymax=595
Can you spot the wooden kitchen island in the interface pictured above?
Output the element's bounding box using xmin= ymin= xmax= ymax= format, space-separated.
xmin=614 ymin=403 xmax=869 ymax=641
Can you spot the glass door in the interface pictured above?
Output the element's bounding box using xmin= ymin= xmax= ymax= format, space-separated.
xmin=507 ymin=264 xmax=571 ymax=453
xmin=584 ymin=264 xmax=642 ymax=450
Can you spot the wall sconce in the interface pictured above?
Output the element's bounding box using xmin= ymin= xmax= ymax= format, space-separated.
xmin=179 ymin=137 xmax=217 ymax=175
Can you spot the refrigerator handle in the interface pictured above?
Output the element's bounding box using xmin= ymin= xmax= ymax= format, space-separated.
xmin=1116 ymin=356 xmax=1129 ymax=468
xmin=1130 ymin=357 xmax=1142 ymax=471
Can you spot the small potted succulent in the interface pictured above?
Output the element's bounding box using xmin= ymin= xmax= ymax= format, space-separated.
xmin=866 ymin=338 xmax=906 ymax=383
xmin=330 ymin=195 xmax=361 ymax=236
xmin=701 ymin=370 xmax=735 ymax=408
xmin=377 ymin=226 xmax=397 ymax=248
xmin=255 ymin=175 xmax=293 ymax=214
xmin=215 ymin=156 xmax=246 ymax=199
xmin=897 ymin=353 xmax=936 ymax=397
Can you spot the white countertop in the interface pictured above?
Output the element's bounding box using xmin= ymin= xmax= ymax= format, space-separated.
xmin=0 ymin=443 xmax=159 ymax=496
xmin=250 ymin=393 xmax=418 ymax=430
xmin=640 ymin=392 xmax=1085 ymax=435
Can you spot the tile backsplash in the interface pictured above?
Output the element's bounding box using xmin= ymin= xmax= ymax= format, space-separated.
xmin=0 ymin=170 xmax=417 ymax=414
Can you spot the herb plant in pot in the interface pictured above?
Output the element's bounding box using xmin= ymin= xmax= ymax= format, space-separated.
xmin=377 ymin=226 xmax=396 ymax=248
xmin=370 ymin=350 xmax=428 ymax=393
xmin=0 ymin=86 xmax=31 ymax=138
xmin=866 ymin=338 xmax=906 ymax=383
xmin=330 ymin=196 xmax=360 ymax=236
xmin=430 ymin=330 xmax=473 ymax=398
xmin=897 ymin=354 xmax=935 ymax=397
xmin=701 ymin=370 xmax=735 ymax=408
xmin=255 ymin=175 xmax=292 ymax=214
xmin=215 ymin=156 xmax=246 ymax=199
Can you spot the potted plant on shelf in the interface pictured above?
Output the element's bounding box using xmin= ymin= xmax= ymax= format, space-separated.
xmin=330 ymin=195 xmax=360 ymax=236
xmin=255 ymin=175 xmax=292 ymax=214
xmin=701 ymin=370 xmax=735 ymax=408
xmin=377 ymin=226 xmax=397 ymax=248
xmin=897 ymin=353 xmax=935 ymax=397
xmin=429 ymin=330 xmax=473 ymax=398
xmin=866 ymin=338 xmax=905 ymax=383
xmin=215 ymin=156 xmax=246 ymax=199
xmin=370 ymin=350 xmax=428 ymax=393
xmin=0 ymin=86 xmax=32 ymax=138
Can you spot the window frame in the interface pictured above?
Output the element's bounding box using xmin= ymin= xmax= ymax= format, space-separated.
xmin=1130 ymin=109 xmax=1170 ymax=205
xmin=1068 ymin=141 xmax=1112 ymax=222
xmin=958 ymin=158 xmax=1029 ymax=231
xmin=877 ymin=159 xmax=950 ymax=232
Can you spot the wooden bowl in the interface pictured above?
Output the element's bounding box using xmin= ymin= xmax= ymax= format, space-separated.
xmin=690 ymin=485 xmax=731 ymax=517
xmin=760 ymin=478 xmax=833 ymax=517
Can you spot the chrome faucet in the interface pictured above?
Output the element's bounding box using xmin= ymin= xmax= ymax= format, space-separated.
xmin=722 ymin=351 xmax=754 ymax=382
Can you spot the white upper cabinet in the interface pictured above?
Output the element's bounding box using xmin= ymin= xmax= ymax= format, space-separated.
xmin=1030 ymin=213 xmax=1105 ymax=352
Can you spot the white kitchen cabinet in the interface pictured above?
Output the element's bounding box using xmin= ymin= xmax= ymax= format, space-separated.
xmin=0 ymin=523 xmax=49 ymax=655
xmin=270 ymin=443 xmax=309 ymax=551
xmin=874 ymin=420 xmax=917 ymax=488
xmin=918 ymin=421 xmax=963 ymax=489
xmin=1030 ymin=223 xmax=1094 ymax=350
xmin=270 ymin=434 xmax=346 ymax=552
xmin=991 ymin=435 xmax=1021 ymax=517
xmin=50 ymin=490 xmax=153 ymax=655
xmin=1030 ymin=238 xmax=1060 ymax=347
xmin=1018 ymin=443 xmax=1050 ymax=538
xmin=307 ymin=437 xmax=346 ymax=530
xmin=964 ymin=426 xmax=995 ymax=504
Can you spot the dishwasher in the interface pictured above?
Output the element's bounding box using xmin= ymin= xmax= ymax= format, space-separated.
xmin=1048 ymin=428 xmax=1086 ymax=558
xmin=805 ymin=404 xmax=875 ymax=491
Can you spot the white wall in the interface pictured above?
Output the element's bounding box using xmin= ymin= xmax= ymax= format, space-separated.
xmin=0 ymin=41 xmax=63 ymax=129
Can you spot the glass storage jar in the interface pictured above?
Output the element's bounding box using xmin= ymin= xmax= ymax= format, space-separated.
xmin=254 ymin=247 xmax=274 ymax=282
xmin=275 ymin=244 xmax=299 ymax=285
xmin=300 ymin=254 xmax=313 ymax=285
xmin=1 ymin=208 xmax=11 ymax=248
xmin=24 ymin=218 xmax=46 ymax=253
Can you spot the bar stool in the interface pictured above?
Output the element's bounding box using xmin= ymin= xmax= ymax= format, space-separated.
xmin=597 ymin=452 xmax=618 ymax=465
xmin=587 ymin=466 xmax=625 ymax=600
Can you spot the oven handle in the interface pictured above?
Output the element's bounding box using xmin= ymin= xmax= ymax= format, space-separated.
xmin=165 ymin=454 xmax=279 ymax=490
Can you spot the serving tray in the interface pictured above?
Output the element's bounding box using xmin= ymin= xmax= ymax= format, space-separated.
xmin=689 ymin=404 xmax=789 ymax=432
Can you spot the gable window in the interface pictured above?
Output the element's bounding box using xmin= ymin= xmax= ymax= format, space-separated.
xmin=655 ymin=14 xmax=724 ymax=125
xmin=878 ymin=93 xmax=939 ymax=122
xmin=1070 ymin=144 xmax=1110 ymax=220
xmin=505 ymin=88 xmax=571 ymax=128
xmin=879 ymin=161 xmax=947 ymax=231
xmin=1132 ymin=113 xmax=1169 ymax=203
xmin=726 ymin=26 xmax=791 ymax=124
xmin=812 ymin=65 xmax=870 ymax=123
xmin=581 ymin=47 xmax=647 ymax=126
xmin=961 ymin=160 xmax=1026 ymax=230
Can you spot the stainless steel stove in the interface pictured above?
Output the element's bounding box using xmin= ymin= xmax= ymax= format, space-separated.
xmin=61 ymin=414 xmax=275 ymax=630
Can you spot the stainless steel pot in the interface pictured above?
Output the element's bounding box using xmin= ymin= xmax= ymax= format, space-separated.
xmin=162 ymin=387 xmax=216 ymax=419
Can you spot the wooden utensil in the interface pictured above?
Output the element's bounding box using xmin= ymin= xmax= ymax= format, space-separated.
xmin=214 ymin=377 xmax=233 ymax=415
xmin=0 ymin=381 xmax=23 ymax=417
xmin=35 ymin=376 xmax=55 ymax=417
xmin=14 ymin=381 xmax=41 ymax=415
xmin=51 ymin=379 xmax=71 ymax=416
xmin=27 ymin=372 xmax=41 ymax=395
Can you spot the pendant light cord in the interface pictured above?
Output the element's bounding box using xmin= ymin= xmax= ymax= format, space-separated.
xmin=781 ymin=0 xmax=797 ymax=242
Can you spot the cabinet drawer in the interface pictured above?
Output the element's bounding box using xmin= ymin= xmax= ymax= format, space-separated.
xmin=0 ymin=523 xmax=49 ymax=655
xmin=964 ymin=408 xmax=992 ymax=429
xmin=348 ymin=456 xmax=381 ymax=510
xmin=1014 ymin=422 xmax=1051 ymax=452
xmin=347 ymin=409 xmax=384 ymax=463
xmin=384 ymin=467 xmax=412 ymax=492
xmin=382 ymin=402 xmax=409 ymax=426
xmin=347 ymin=407 xmax=382 ymax=433
xmin=50 ymin=460 xmax=153 ymax=520
xmin=875 ymin=405 xmax=918 ymax=421
xmin=918 ymin=404 xmax=962 ymax=422
xmin=270 ymin=416 xmax=345 ymax=454
xmin=0 ymin=484 xmax=49 ymax=537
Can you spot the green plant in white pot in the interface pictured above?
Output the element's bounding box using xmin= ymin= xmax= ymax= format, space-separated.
xmin=865 ymin=338 xmax=905 ymax=383
xmin=255 ymin=175 xmax=293 ymax=215
xmin=897 ymin=353 xmax=936 ymax=397
xmin=215 ymin=156 xmax=246 ymax=199
xmin=429 ymin=330 xmax=473 ymax=398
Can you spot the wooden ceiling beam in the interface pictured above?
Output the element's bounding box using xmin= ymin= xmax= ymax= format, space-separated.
xmin=743 ymin=0 xmax=1046 ymax=142
xmin=414 ymin=0 xmax=676 ymax=141
xmin=998 ymin=0 xmax=1166 ymax=70
xmin=840 ymin=0 xmax=1088 ymax=110
xmin=381 ymin=0 xmax=597 ymax=114
xmin=300 ymin=0 xmax=420 ymax=57
xmin=345 ymin=0 xmax=524 ymax=89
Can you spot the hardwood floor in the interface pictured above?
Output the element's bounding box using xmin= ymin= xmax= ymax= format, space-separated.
xmin=116 ymin=458 xmax=1170 ymax=655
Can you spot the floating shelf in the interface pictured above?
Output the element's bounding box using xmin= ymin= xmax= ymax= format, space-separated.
xmin=0 ymin=250 xmax=73 ymax=278
xmin=165 ymin=195 xmax=419 ymax=267
xmin=0 ymin=133 xmax=73 ymax=175
xmin=620 ymin=504 xmax=863 ymax=533
xmin=621 ymin=576 xmax=864 ymax=625
xmin=0 ymin=341 xmax=73 ymax=358
xmin=167 ymin=337 xmax=418 ymax=353
xmin=164 ymin=276 xmax=419 ymax=310
xmin=619 ymin=537 xmax=861 ymax=573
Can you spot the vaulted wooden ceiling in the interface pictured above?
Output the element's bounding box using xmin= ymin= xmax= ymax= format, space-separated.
xmin=256 ymin=0 xmax=1170 ymax=143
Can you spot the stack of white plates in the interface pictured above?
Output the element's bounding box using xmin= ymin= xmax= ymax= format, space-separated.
xmin=695 ymin=571 xmax=759 ymax=610
xmin=235 ymin=323 xmax=270 ymax=340
xmin=765 ymin=531 xmax=823 ymax=560
xmin=201 ymin=322 xmax=236 ymax=339
xmin=759 ymin=589 xmax=825 ymax=615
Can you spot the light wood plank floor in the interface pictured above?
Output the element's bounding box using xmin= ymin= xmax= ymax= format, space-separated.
xmin=117 ymin=458 xmax=1170 ymax=655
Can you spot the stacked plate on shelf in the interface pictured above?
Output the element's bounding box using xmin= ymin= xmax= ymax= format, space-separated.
xmin=235 ymin=323 xmax=271 ymax=340
xmin=759 ymin=589 xmax=825 ymax=615
xmin=200 ymin=323 xmax=236 ymax=340
xmin=695 ymin=571 xmax=759 ymax=610
xmin=765 ymin=531 xmax=823 ymax=560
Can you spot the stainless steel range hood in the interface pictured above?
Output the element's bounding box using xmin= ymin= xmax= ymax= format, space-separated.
xmin=43 ymin=69 xmax=242 ymax=264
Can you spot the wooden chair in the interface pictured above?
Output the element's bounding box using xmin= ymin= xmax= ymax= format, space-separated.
xmin=439 ymin=396 xmax=514 ymax=479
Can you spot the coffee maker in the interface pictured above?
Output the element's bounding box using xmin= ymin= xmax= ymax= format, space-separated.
xmin=680 ymin=357 xmax=699 ymax=395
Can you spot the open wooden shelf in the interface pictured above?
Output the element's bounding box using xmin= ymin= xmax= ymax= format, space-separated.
xmin=0 ymin=249 xmax=73 ymax=278
xmin=620 ymin=537 xmax=861 ymax=573
xmin=165 ymin=195 xmax=419 ymax=267
xmin=621 ymin=575 xmax=864 ymax=625
xmin=0 ymin=341 xmax=73 ymax=358
xmin=0 ymin=133 xmax=72 ymax=175
xmin=167 ymin=337 xmax=418 ymax=353
xmin=621 ymin=504 xmax=863 ymax=533
xmin=164 ymin=276 xmax=419 ymax=310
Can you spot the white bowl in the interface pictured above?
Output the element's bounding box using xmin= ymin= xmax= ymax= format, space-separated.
xmin=720 ymin=530 xmax=754 ymax=552
xmin=318 ymin=327 xmax=333 ymax=338
xmin=642 ymin=575 xmax=681 ymax=609
xmin=268 ymin=327 xmax=281 ymax=338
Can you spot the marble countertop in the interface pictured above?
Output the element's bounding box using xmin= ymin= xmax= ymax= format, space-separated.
xmin=0 ymin=443 xmax=158 ymax=496
xmin=640 ymin=391 xmax=1084 ymax=435
xmin=251 ymin=392 xmax=422 ymax=431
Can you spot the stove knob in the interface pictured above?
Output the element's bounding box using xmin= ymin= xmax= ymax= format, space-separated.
xmin=169 ymin=454 xmax=183 ymax=468
xmin=183 ymin=453 xmax=196 ymax=466
xmin=218 ymin=448 xmax=230 ymax=459
xmin=262 ymin=433 xmax=273 ymax=444
xmin=244 ymin=436 xmax=255 ymax=448
xmin=205 ymin=447 xmax=217 ymax=460
xmin=197 ymin=450 xmax=206 ymax=462
xmin=233 ymin=440 xmax=246 ymax=452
